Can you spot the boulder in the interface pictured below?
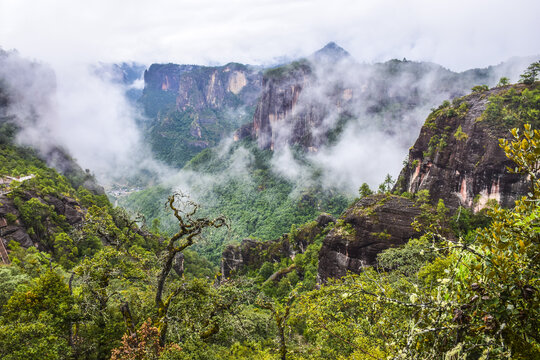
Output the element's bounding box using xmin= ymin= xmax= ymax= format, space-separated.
xmin=318 ymin=194 xmax=421 ymax=281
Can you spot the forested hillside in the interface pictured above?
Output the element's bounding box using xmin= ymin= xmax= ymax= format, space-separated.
xmin=118 ymin=46 xmax=535 ymax=262
xmin=119 ymin=139 xmax=350 ymax=263
xmin=1 ymin=68 xmax=539 ymax=358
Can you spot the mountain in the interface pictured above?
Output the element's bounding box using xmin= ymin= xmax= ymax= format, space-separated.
xmin=221 ymin=81 xmax=539 ymax=282
xmin=311 ymin=41 xmax=351 ymax=62
xmin=394 ymin=83 xmax=539 ymax=209
xmin=1 ymin=46 xmax=538 ymax=358
xmin=136 ymin=43 xmax=532 ymax=170
xmin=236 ymin=46 xmax=532 ymax=154
xmin=139 ymin=62 xmax=263 ymax=167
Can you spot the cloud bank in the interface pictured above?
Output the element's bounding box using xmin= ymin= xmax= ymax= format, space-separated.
xmin=1 ymin=0 xmax=539 ymax=71
xmin=0 ymin=50 xmax=171 ymax=187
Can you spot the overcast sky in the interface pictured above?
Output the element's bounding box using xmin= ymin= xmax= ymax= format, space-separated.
xmin=1 ymin=0 xmax=539 ymax=71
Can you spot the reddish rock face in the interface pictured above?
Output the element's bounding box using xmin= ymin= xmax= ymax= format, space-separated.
xmin=250 ymin=61 xmax=352 ymax=151
xmin=143 ymin=63 xmax=262 ymax=113
xmin=318 ymin=195 xmax=421 ymax=281
xmin=252 ymin=67 xmax=311 ymax=150
xmin=394 ymin=86 xmax=531 ymax=210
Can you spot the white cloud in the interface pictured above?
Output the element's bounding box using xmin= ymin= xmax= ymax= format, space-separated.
xmin=0 ymin=0 xmax=538 ymax=71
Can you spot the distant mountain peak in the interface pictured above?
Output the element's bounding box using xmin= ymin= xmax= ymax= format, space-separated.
xmin=312 ymin=42 xmax=351 ymax=62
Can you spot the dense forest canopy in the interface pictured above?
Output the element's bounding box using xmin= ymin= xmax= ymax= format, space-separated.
xmin=0 ymin=48 xmax=539 ymax=359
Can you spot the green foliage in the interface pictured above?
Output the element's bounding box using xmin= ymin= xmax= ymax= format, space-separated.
xmin=0 ymin=270 xmax=76 ymax=359
xmin=263 ymin=59 xmax=311 ymax=80
xmin=0 ymin=320 xmax=71 ymax=360
xmin=377 ymin=174 xmax=395 ymax=194
xmin=183 ymin=249 xmax=218 ymax=279
xmin=497 ymin=76 xmax=510 ymax=87
xmin=471 ymin=84 xmax=489 ymax=93
xmin=519 ymin=60 xmax=540 ymax=85
xmin=480 ymin=83 xmax=540 ymax=128
xmin=377 ymin=237 xmax=436 ymax=276
xmin=0 ymin=267 xmax=30 ymax=314
xmin=453 ymin=125 xmax=468 ymax=141
xmin=5 ymin=212 xmax=17 ymax=224
xmin=53 ymin=232 xmax=78 ymax=269
xmin=499 ymin=124 xmax=540 ymax=197
xmin=358 ymin=182 xmax=373 ymax=198
xmin=18 ymin=197 xmax=56 ymax=240
xmin=425 ymin=97 xmax=470 ymax=131
xmin=424 ymin=132 xmax=449 ymax=158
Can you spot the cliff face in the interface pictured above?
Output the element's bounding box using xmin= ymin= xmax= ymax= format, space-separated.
xmin=246 ymin=58 xmax=354 ymax=151
xmin=394 ymin=84 xmax=534 ymax=210
xmin=221 ymin=214 xmax=334 ymax=279
xmin=241 ymin=43 xmax=522 ymax=153
xmin=0 ymin=190 xmax=83 ymax=250
xmin=141 ymin=63 xmax=262 ymax=166
xmin=317 ymin=195 xmax=421 ymax=281
xmin=143 ymin=63 xmax=261 ymax=113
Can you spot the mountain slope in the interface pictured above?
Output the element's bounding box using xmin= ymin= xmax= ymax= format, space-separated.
xmin=394 ymin=82 xmax=540 ymax=209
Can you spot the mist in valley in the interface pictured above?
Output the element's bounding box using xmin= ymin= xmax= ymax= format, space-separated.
xmin=1 ymin=46 xmax=535 ymax=213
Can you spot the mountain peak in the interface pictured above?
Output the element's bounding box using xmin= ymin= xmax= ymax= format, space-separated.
xmin=312 ymin=42 xmax=351 ymax=62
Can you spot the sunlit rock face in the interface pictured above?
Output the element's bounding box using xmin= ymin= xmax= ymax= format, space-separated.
xmin=250 ymin=61 xmax=357 ymax=151
xmin=318 ymin=194 xmax=421 ymax=281
xmin=143 ymin=63 xmax=262 ymax=113
xmin=140 ymin=62 xmax=262 ymax=166
xmin=394 ymin=85 xmax=531 ymax=211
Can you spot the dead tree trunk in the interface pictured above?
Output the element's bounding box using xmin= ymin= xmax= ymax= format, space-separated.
xmin=155 ymin=193 xmax=226 ymax=346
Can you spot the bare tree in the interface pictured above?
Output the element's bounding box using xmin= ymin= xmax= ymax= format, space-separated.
xmin=155 ymin=192 xmax=227 ymax=345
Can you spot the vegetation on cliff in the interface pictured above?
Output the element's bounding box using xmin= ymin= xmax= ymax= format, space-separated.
xmin=120 ymin=140 xmax=349 ymax=263
xmin=1 ymin=67 xmax=539 ymax=360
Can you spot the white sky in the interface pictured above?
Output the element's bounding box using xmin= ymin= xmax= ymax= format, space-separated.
xmin=1 ymin=0 xmax=539 ymax=71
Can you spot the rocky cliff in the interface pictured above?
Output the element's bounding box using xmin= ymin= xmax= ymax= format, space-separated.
xmin=241 ymin=46 xmax=356 ymax=151
xmin=140 ymin=62 xmax=262 ymax=166
xmin=394 ymin=83 xmax=538 ymax=210
xmin=317 ymin=194 xmax=421 ymax=281
xmin=221 ymin=213 xmax=334 ymax=279
xmin=143 ymin=62 xmax=261 ymax=113
xmin=0 ymin=189 xmax=83 ymax=250
xmin=239 ymin=43 xmax=524 ymax=153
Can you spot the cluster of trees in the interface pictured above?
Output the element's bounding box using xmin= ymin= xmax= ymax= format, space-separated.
xmin=1 ymin=77 xmax=539 ymax=359
xmin=120 ymin=140 xmax=349 ymax=263
xmin=1 ymin=121 xmax=537 ymax=359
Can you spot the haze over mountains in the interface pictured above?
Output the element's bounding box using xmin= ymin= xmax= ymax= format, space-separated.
xmin=1 ymin=15 xmax=540 ymax=355
xmin=1 ymin=43 xmax=535 ymax=191
xmin=1 ymin=43 xmax=536 ymax=263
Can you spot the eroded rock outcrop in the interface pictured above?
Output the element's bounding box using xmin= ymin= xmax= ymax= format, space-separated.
xmin=141 ymin=62 xmax=263 ymax=166
xmin=394 ymin=85 xmax=533 ymax=210
xmin=318 ymin=194 xmax=421 ymax=281
xmin=221 ymin=214 xmax=334 ymax=279
xmin=247 ymin=56 xmax=354 ymax=151
xmin=143 ymin=63 xmax=262 ymax=114
xmin=0 ymin=190 xmax=84 ymax=251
